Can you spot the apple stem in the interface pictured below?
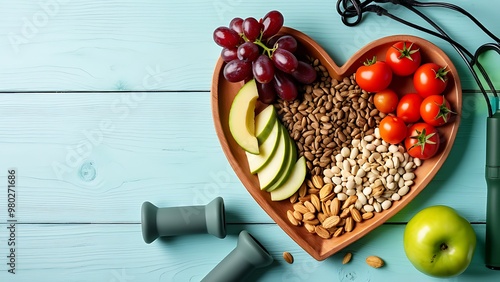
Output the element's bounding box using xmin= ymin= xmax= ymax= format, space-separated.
xmin=440 ymin=243 xmax=448 ymax=251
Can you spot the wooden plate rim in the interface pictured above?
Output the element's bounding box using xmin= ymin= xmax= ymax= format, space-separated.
xmin=211 ymin=27 xmax=462 ymax=260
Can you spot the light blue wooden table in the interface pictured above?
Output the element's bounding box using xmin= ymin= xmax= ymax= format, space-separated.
xmin=1 ymin=0 xmax=499 ymax=281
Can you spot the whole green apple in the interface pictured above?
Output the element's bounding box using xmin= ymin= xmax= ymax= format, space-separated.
xmin=403 ymin=205 xmax=476 ymax=277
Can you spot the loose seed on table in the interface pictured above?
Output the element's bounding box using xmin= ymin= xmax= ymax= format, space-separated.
xmin=342 ymin=252 xmax=353 ymax=264
xmin=283 ymin=251 xmax=294 ymax=264
xmin=366 ymin=256 xmax=385 ymax=268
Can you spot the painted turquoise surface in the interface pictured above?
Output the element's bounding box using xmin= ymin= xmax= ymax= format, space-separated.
xmin=0 ymin=0 xmax=499 ymax=281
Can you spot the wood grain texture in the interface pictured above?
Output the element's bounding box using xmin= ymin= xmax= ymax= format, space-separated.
xmin=0 ymin=0 xmax=498 ymax=91
xmin=1 ymin=0 xmax=499 ymax=280
xmin=0 ymin=223 xmax=498 ymax=281
xmin=0 ymin=92 xmax=491 ymax=224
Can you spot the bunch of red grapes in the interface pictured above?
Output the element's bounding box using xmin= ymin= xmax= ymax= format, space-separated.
xmin=213 ymin=10 xmax=317 ymax=103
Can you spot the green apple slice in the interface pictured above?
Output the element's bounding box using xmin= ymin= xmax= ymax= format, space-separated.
xmin=228 ymin=79 xmax=259 ymax=155
xmin=270 ymin=156 xmax=307 ymax=201
xmin=265 ymin=130 xmax=297 ymax=192
xmin=246 ymin=120 xmax=280 ymax=174
xmin=257 ymin=124 xmax=290 ymax=190
xmin=255 ymin=104 xmax=277 ymax=144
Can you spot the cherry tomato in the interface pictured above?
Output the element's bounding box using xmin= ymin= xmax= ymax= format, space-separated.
xmin=386 ymin=41 xmax=421 ymax=76
xmin=413 ymin=63 xmax=449 ymax=97
xmin=355 ymin=57 xmax=393 ymax=93
xmin=420 ymin=95 xmax=454 ymax=126
xmin=379 ymin=115 xmax=407 ymax=144
xmin=374 ymin=89 xmax=399 ymax=114
xmin=397 ymin=93 xmax=423 ymax=123
xmin=405 ymin=123 xmax=440 ymax=159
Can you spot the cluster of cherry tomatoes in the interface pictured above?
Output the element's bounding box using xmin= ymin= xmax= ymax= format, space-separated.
xmin=355 ymin=41 xmax=454 ymax=160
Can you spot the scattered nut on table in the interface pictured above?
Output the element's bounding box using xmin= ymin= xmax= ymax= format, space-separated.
xmin=283 ymin=251 xmax=294 ymax=264
xmin=366 ymin=255 xmax=385 ymax=268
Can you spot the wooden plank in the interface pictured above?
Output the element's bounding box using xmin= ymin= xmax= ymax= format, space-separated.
xmin=0 ymin=223 xmax=497 ymax=281
xmin=0 ymin=92 xmax=492 ymax=223
xmin=0 ymin=0 xmax=498 ymax=91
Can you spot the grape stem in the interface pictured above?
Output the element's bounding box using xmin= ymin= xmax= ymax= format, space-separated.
xmin=254 ymin=39 xmax=275 ymax=57
xmin=241 ymin=33 xmax=276 ymax=57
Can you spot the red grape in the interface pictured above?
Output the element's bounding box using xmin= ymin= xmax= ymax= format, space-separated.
xmin=261 ymin=10 xmax=284 ymax=39
xmin=223 ymin=59 xmax=252 ymax=82
xmin=229 ymin=17 xmax=243 ymax=34
xmin=237 ymin=42 xmax=259 ymax=62
xmin=275 ymin=35 xmax=297 ymax=53
xmin=256 ymin=81 xmax=277 ymax=104
xmin=291 ymin=61 xmax=317 ymax=84
xmin=213 ymin=11 xmax=311 ymax=102
xmin=266 ymin=36 xmax=280 ymax=48
xmin=243 ymin=17 xmax=261 ymax=41
xmin=272 ymin=48 xmax=298 ymax=73
xmin=213 ymin=27 xmax=240 ymax=48
xmin=274 ymin=71 xmax=298 ymax=101
xmin=252 ymin=55 xmax=275 ymax=84
xmin=221 ymin=48 xmax=238 ymax=62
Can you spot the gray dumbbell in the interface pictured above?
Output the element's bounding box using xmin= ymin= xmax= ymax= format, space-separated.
xmin=201 ymin=230 xmax=274 ymax=282
xmin=141 ymin=197 xmax=226 ymax=243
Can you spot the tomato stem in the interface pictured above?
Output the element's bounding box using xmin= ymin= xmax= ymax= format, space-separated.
xmin=434 ymin=99 xmax=456 ymax=123
xmin=393 ymin=42 xmax=420 ymax=61
xmin=432 ymin=66 xmax=450 ymax=82
xmin=363 ymin=56 xmax=377 ymax=66
xmin=409 ymin=128 xmax=437 ymax=155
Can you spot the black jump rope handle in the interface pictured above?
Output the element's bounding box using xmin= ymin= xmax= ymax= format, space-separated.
xmin=486 ymin=109 xmax=500 ymax=270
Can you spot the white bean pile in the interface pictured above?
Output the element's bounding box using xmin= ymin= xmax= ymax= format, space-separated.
xmin=322 ymin=128 xmax=422 ymax=213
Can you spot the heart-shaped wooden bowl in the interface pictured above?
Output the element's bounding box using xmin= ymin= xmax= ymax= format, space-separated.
xmin=211 ymin=27 xmax=461 ymax=260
